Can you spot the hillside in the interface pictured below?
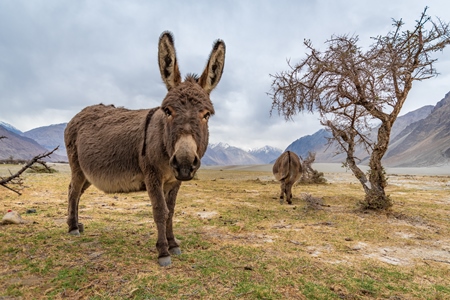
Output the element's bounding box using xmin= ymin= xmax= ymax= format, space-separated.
xmin=383 ymin=92 xmax=450 ymax=167
xmin=0 ymin=126 xmax=66 ymax=162
xmin=285 ymin=104 xmax=437 ymax=166
xmin=23 ymin=123 xmax=67 ymax=157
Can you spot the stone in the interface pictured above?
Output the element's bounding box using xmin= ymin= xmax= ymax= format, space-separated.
xmin=1 ymin=210 xmax=24 ymax=224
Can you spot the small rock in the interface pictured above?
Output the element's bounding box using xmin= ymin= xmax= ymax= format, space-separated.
xmin=1 ymin=210 xmax=24 ymax=224
xmin=26 ymin=209 xmax=37 ymax=214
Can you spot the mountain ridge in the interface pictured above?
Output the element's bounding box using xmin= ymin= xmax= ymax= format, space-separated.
xmin=1 ymin=92 xmax=449 ymax=167
xmin=287 ymin=92 xmax=450 ymax=167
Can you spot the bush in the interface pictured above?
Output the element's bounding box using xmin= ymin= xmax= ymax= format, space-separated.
xmin=299 ymin=170 xmax=327 ymax=184
xmin=27 ymin=165 xmax=58 ymax=174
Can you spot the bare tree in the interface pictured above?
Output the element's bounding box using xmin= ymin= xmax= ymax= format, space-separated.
xmin=269 ymin=8 xmax=450 ymax=210
xmin=299 ymin=152 xmax=326 ymax=184
xmin=301 ymin=152 xmax=316 ymax=180
xmin=0 ymin=145 xmax=59 ymax=195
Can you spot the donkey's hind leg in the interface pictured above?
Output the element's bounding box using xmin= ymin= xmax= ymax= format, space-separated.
xmin=67 ymin=172 xmax=90 ymax=236
xmin=279 ymin=181 xmax=286 ymax=204
xmin=285 ymin=181 xmax=293 ymax=205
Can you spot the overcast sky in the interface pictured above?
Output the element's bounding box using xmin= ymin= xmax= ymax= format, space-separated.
xmin=1 ymin=0 xmax=449 ymax=150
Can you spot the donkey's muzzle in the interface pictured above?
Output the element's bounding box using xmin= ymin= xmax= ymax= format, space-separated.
xmin=170 ymin=154 xmax=201 ymax=181
xmin=170 ymin=134 xmax=201 ymax=181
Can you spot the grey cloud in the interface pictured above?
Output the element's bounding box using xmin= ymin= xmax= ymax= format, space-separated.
xmin=1 ymin=0 xmax=449 ymax=150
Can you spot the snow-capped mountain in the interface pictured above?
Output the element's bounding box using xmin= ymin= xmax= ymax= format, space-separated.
xmin=0 ymin=121 xmax=23 ymax=136
xmin=209 ymin=142 xmax=232 ymax=150
xmin=202 ymin=143 xmax=264 ymax=165
xmin=201 ymin=144 xmax=283 ymax=166
xmin=248 ymin=145 xmax=283 ymax=164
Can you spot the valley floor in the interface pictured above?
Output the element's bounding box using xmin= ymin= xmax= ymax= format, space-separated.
xmin=204 ymin=162 xmax=450 ymax=176
xmin=1 ymin=163 xmax=449 ymax=299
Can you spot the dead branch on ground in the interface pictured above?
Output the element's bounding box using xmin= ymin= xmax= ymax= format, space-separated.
xmin=0 ymin=146 xmax=59 ymax=195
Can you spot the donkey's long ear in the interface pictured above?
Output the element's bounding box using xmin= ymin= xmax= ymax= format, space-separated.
xmin=198 ymin=39 xmax=226 ymax=94
xmin=158 ymin=31 xmax=182 ymax=91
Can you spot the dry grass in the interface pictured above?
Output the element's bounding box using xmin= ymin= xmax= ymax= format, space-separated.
xmin=1 ymin=164 xmax=450 ymax=299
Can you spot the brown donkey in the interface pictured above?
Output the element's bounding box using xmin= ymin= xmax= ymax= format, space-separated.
xmin=64 ymin=31 xmax=226 ymax=266
xmin=272 ymin=151 xmax=302 ymax=204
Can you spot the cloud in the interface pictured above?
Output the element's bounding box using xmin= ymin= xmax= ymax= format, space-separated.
xmin=1 ymin=0 xmax=449 ymax=150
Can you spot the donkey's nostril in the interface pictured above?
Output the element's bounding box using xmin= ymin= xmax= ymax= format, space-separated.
xmin=170 ymin=155 xmax=178 ymax=168
xmin=192 ymin=156 xmax=200 ymax=169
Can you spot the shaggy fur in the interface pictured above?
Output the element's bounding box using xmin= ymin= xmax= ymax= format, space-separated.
xmin=64 ymin=31 xmax=225 ymax=266
xmin=272 ymin=151 xmax=302 ymax=204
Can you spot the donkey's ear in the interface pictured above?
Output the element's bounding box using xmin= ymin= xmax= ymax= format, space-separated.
xmin=158 ymin=31 xmax=182 ymax=90
xmin=198 ymin=39 xmax=226 ymax=94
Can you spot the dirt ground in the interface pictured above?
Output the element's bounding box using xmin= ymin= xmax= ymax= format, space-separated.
xmin=1 ymin=162 xmax=450 ymax=298
xmin=200 ymin=163 xmax=450 ymax=267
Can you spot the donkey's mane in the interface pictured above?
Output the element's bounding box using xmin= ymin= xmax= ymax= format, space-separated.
xmin=141 ymin=107 xmax=160 ymax=156
xmin=184 ymin=73 xmax=199 ymax=82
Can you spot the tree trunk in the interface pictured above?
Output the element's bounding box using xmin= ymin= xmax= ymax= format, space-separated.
xmin=363 ymin=122 xmax=393 ymax=210
xmin=342 ymin=136 xmax=370 ymax=194
xmin=346 ymin=156 xmax=371 ymax=194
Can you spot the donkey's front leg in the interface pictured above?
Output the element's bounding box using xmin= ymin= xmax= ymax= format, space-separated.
xmin=147 ymin=181 xmax=171 ymax=266
xmin=152 ymin=199 xmax=171 ymax=266
xmin=165 ymin=181 xmax=182 ymax=256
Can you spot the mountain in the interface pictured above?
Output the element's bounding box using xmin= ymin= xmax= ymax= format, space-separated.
xmin=201 ymin=144 xmax=282 ymax=166
xmin=0 ymin=93 xmax=446 ymax=167
xmin=0 ymin=120 xmax=277 ymax=165
xmin=383 ymin=92 xmax=450 ymax=167
xmin=285 ymin=104 xmax=435 ymax=165
xmin=202 ymin=143 xmax=264 ymax=166
xmin=0 ymin=121 xmax=22 ymax=136
xmin=285 ymin=129 xmax=332 ymax=161
xmin=0 ymin=125 xmax=66 ymax=162
xmin=23 ymin=123 xmax=67 ymax=157
xmin=389 ymin=105 xmax=434 ymax=140
xmin=248 ymin=146 xmax=282 ymax=164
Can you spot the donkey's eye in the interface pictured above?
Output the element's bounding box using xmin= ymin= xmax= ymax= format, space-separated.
xmin=203 ymin=112 xmax=211 ymax=121
xmin=163 ymin=107 xmax=172 ymax=117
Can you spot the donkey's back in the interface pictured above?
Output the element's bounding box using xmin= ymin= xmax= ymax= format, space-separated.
xmin=65 ymin=104 xmax=153 ymax=193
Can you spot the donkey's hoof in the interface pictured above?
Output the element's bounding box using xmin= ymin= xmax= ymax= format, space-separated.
xmin=158 ymin=256 xmax=172 ymax=267
xmin=169 ymin=247 xmax=181 ymax=256
xmin=69 ymin=229 xmax=80 ymax=236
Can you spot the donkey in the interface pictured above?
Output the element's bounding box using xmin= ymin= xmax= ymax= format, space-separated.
xmin=272 ymin=151 xmax=302 ymax=204
xmin=64 ymin=31 xmax=225 ymax=266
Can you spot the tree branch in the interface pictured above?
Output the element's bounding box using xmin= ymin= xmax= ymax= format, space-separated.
xmin=0 ymin=146 xmax=59 ymax=195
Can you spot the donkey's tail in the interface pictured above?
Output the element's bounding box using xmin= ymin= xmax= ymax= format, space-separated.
xmin=278 ymin=151 xmax=292 ymax=181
